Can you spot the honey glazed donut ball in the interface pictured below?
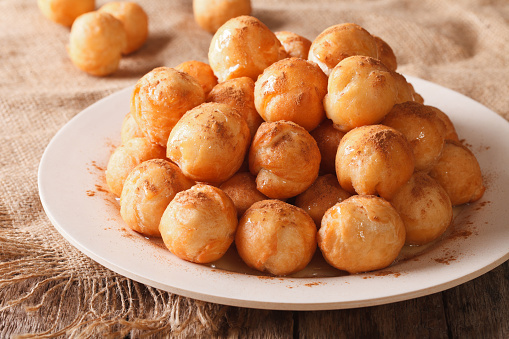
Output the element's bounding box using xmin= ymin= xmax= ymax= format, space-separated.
xmin=429 ymin=106 xmax=460 ymax=141
xmin=166 ymin=102 xmax=251 ymax=184
xmin=38 ymin=0 xmax=95 ymax=27
xmin=382 ymin=101 xmax=447 ymax=171
xmin=295 ymin=174 xmax=352 ymax=228
xmin=207 ymin=77 xmax=263 ymax=138
xmin=373 ymin=35 xmax=397 ymax=72
xmin=105 ymin=137 xmax=166 ymax=197
xmin=323 ymin=56 xmax=398 ymax=132
xmin=310 ymin=119 xmax=346 ymax=175
xmin=120 ymin=112 xmax=144 ymax=144
xmin=99 ymin=2 xmax=149 ymax=55
xmin=390 ymin=172 xmax=453 ymax=245
xmin=335 ymin=124 xmax=415 ymax=200
xmin=208 ymin=15 xmax=287 ymax=83
xmin=428 ymin=140 xmax=485 ymax=206
xmin=131 ymin=67 xmax=205 ymax=146
xmin=159 ymin=184 xmax=238 ymax=264
xmin=249 ymin=120 xmax=321 ymax=199
xmin=318 ymin=195 xmax=406 ymax=274
xmin=175 ymin=60 xmax=218 ymax=96
xmin=393 ymin=72 xmax=417 ymax=104
xmin=254 ymin=57 xmax=328 ymax=131
xmin=235 ymin=200 xmax=317 ymax=276
xmin=275 ymin=31 xmax=312 ymax=60
xmin=120 ymin=159 xmax=194 ymax=237
xmin=68 ymin=11 xmax=127 ymax=76
xmin=219 ymin=172 xmax=268 ymax=217
xmin=308 ymin=23 xmax=378 ymax=76
xmin=193 ymin=0 xmax=252 ymax=34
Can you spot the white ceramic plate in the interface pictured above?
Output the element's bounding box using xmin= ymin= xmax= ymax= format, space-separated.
xmin=38 ymin=76 xmax=509 ymax=310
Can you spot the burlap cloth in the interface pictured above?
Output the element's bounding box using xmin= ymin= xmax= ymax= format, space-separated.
xmin=0 ymin=0 xmax=508 ymax=337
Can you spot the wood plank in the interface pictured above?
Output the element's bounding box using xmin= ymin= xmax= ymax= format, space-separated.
xmin=297 ymin=292 xmax=449 ymax=338
xmin=442 ymin=261 xmax=509 ymax=338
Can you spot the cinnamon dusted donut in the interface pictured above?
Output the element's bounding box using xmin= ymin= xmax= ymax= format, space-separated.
xmin=429 ymin=106 xmax=459 ymax=141
xmin=323 ymin=56 xmax=398 ymax=132
xmin=318 ymin=195 xmax=405 ymax=274
xmin=159 ymin=184 xmax=238 ymax=264
xmin=393 ymin=72 xmax=416 ymax=104
xmin=120 ymin=112 xmax=143 ymax=144
xmin=390 ymin=172 xmax=453 ymax=245
xmin=335 ymin=125 xmax=414 ymax=200
xmin=275 ymin=31 xmax=312 ymax=59
xmin=38 ymin=0 xmax=95 ymax=27
xmin=131 ymin=67 xmax=205 ymax=146
xmin=99 ymin=1 xmax=148 ymax=54
xmin=373 ymin=35 xmax=397 ymax=71
xmin=106 ymin=137 xmax=166 ymax=197
xmin=219 ymin=172 xmax=268 ymax=217
xmin=207 ymin=77 xmax=263 ymax=138
xmin=308 ymin=23 xmax=378 ymax=76
xmin=309 ymin=119 xmax=345 ymax=175
xmin=193 ymin=0 xmax=251 ymax=34
xmin=295 ymin=174 xmax=351 ymax=227
xmin=166 ymin=102 xmax=251 ymax=184
xmin=175 ymin=60 xmax=218 ymax=96
xmin=208 ymin=15 xmax=286 ymax=82
xmin=235 ymin=200 xmax=317 ymax=276
xmin=120 ymin=159 xmax=194 ymax=237
xmin=382 ymin=101 xmax=447 ymax=171
xmin=411 ymin=86 xmax=425 ymax=104
xmin=249 ymin=120 xmax=321 ymax=199
xmin=428 ymin=140 xmax=485 ymax=205
xmin=68 ymin=11 xmax=127 ymax=76
xmin=254 ymin=57 xmax=328 ymax=131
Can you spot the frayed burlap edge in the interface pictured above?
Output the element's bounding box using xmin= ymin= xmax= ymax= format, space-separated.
xmin=0 ymin=206 xmax=233 ymax=338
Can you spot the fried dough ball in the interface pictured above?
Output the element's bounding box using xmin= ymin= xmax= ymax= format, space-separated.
xmin=208 ymin=15 xmax=286 ymax=83
xmin=193 ymin=0 xmax=251 ymax=34
xmin=131 ymin=67 xmax=205 ymax=146
xmin=412 ymin=89 xmax=425 ymax=104
xmin=99 ymin=2 xmax=148 ymax=55
xmin=310 ymin=119 xmax=345 ymax=175
xmin=219 ymin=172 xmax=268 ymax=217
xmin=295 ymin=174 xmax=351 ymax=227
xmin=275 ymin=31 xmax=312 ymax=59
xmin=249 ymin=121 xmax=321 ymax=199
xmin=336 ymin=125 xmax=414 ymax=200
xmin=207 ymin=77 xmax=263 ymax=138
xmin=106 ymin=137 xmax=166 ymax=197
xmin=393 ymin=72 xmax=416 ymax=104
xmin=318 ymin=195 xmax=405 ymax=274
xmin=38 ymin=0 xmax=95 ymax=27
xmin=373 ymin=35 xmax=397 ymax=71
xmin=159 ymin=184 xmax=237 ymax=264
xmin=254 ymin=58 xmax=328 ymax=131
xmin=120 ymin=159 xmax=194 ymax=237
xmin=429 ymin=106 xmax=459 ymax=141
xmin=323 ymin=56 xmax=398 ymax=132
xmin=175 ymin=60 xmax=218 ymax=96
xmin=308 ymin=23 xmax=378 ymax=76
xmin=167 ymin=102 xmax=250 ymax=184
xmin=382 ymin=101 xmax=446 ymax=171
xmin=390 ymin=172 xmax=453 ymax=245
xmin=68 ymin=11 xmax=127 ymax=76
xmin=120 ymin=112 xmax=144 ymax=144
xmin=235 ymin=200 xmax=317 ymax=276
xmin=428 ymin=140 xmax=485 ymax=205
